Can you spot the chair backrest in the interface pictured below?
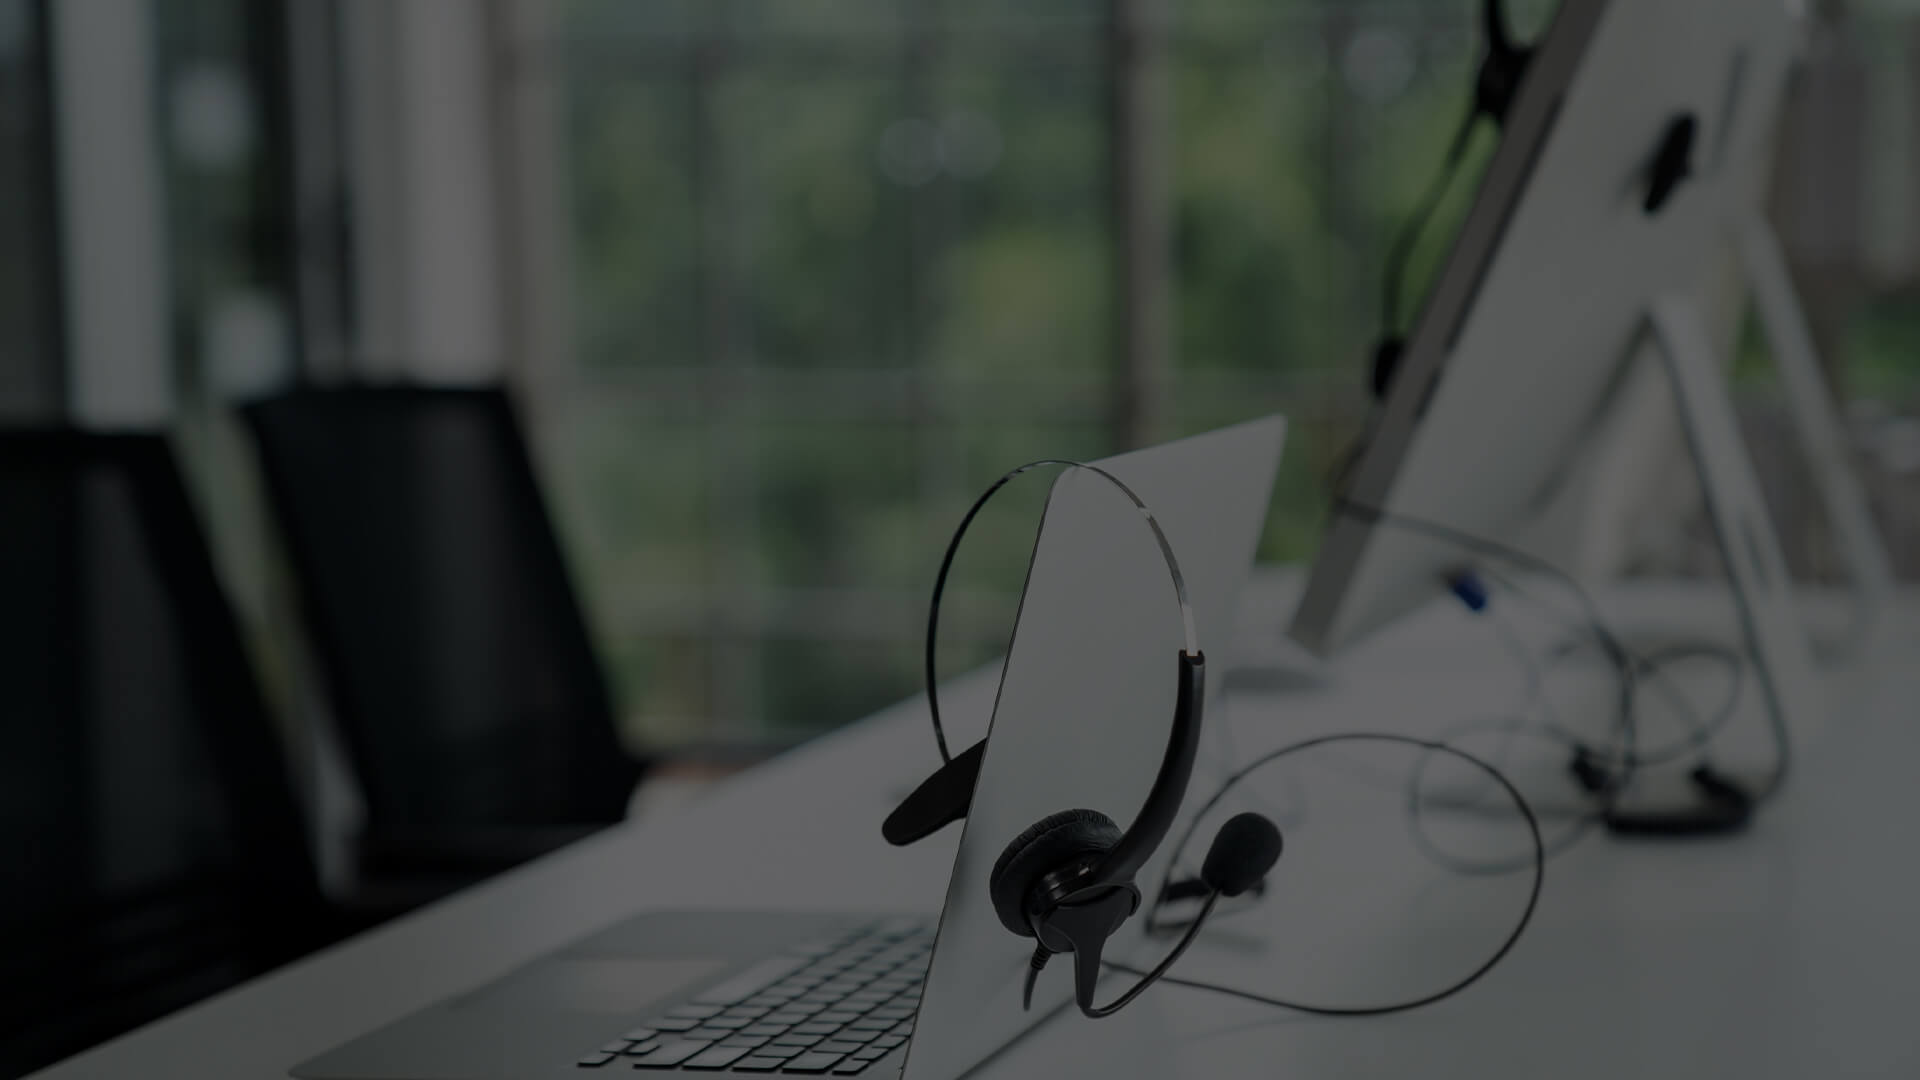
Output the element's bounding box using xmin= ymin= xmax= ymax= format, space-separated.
xmin=0 ymin=430 xmax=325 ymax=1078
xmin=241 ymin=386 xmax=639 ymax=835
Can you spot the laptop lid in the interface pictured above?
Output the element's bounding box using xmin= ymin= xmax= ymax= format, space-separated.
xmin=902 ymin=416 xmax=1286 ymax=1080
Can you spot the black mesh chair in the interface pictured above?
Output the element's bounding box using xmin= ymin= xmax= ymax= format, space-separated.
xmin=241 ymin=386 xmax=644 ymax=898
xmin=0 ymin=430 xmax=338 ymax=1079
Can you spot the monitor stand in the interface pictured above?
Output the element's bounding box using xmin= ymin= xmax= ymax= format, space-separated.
xmin=1735 ymin=218 xmax=1894 ymax=657
xmin=1647 ymin=292 xmax=1823 ymax=767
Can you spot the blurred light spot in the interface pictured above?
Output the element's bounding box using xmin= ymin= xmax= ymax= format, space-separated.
xmin=1343 ymin=27 xmax=1416 ymax=105
xmin=206 ymin=289 xmax=292 ymax=400
xmin=940 ymin=110 xmax=1002 ymax=180
xmin=171 ymin=64 xmax=256 ymax=171
xmin=877 ymin=117 xmax=941 ymax=187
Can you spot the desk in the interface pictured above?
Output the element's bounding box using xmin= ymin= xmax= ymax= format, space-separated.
xmin=29 ymin=577 xmax=1920 ymax=1079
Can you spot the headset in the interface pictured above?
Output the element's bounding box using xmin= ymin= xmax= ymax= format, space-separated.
xmin=881 ymin=461 xmax=1283 ymax=1020
xmin=1371 ymin=0 xmax=1537 ymax=401
xmin=1370 ymin=0 xmax=1701 ymax=400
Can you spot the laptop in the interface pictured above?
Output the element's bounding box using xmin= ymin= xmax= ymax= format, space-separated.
xmin=293 ymin=416 xmax=1286 ymax=1080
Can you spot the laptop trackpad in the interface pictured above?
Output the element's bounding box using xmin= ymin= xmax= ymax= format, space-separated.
xmin=459 ymin=958 xmax=727 ymax=1015
xmin=294 ymin=959 xmax=727 ymax=1079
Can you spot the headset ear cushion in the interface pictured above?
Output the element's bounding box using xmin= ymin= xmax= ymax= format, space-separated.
xmin=989 ymin=809 xmax=1123 ymax=938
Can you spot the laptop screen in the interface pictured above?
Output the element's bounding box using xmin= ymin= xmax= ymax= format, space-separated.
xmin=903 ymin=416 xmax=1286 ymax=1080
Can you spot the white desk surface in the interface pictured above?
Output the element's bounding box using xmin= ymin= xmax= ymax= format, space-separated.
xmin=29 ymin=574 xmax=1920 ymax=1080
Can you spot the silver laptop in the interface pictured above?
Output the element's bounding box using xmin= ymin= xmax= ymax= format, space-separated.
xmin=293 ymin=416 xmax=1286 ymax=1080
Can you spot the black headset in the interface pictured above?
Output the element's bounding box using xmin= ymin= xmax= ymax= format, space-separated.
xmin=1371 ymin=0 xmax=1538 ymax=402
xmin=883 ymin=461 xmax=1281 ymax=1019
xmin=1370 ymin=0 xmax=1702 ymax=402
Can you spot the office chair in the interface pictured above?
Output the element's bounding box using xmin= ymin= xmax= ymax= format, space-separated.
xmin=241 ymin=386 xmax=645 ymax=901
xmin=0 ymin=430 xmax=340 ymax=1079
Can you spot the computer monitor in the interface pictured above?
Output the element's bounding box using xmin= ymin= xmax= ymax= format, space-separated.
xmin=1290 ymin=0 xmax=1815 ymax=656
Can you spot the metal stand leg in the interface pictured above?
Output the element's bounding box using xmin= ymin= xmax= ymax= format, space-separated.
xmin=1738 ymin=219 xmax=1893 ymax=650
xmin=1648 ymin=295 xmax=1822 ymax=775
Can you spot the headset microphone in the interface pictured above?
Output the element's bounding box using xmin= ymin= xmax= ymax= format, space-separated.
xmin=1202 ymin=813 xmax=1283 ymax=898
xmin=1157 ymin=811 xmax=1283 ymax=907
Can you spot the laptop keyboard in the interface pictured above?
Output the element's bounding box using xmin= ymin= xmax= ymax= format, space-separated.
xmin=575 ymin=919 xmax=931 ymax=1075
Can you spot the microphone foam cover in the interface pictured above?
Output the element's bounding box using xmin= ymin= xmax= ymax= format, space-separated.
xmin=1201 ymin=813 xmax=1283 ymax=898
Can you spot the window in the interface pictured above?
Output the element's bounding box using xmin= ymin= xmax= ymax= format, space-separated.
xmin=529 ymin=1 xmax=1509 ymax=746
xmin=496 ymin=0 xmax=1920 ymax=749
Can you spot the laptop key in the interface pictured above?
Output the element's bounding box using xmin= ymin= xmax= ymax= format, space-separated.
xmin=742 ymin=1024 xmax=790 ymax=1038
xmin=694 ymin=957 xmax=809 ymax=1005
xmin=575 ymin=1052 xmax=615 ymax=1067
xmin=681 ymin=1046 xmax=752 ymax=1070
xmin=780 ymin=1052 xmax=847 ymax=1074
xmin=829 ymin=1061 xmax=875 ymax=1076
xmin=565 ymin=924 xmax=933 ymax=1073
xmin=627 ymin=1040 xmax=712 ymax=1068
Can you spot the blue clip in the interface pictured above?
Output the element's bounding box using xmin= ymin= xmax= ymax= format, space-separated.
xmin=1448 ymin=570 xmax=1490 ymax=613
